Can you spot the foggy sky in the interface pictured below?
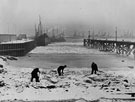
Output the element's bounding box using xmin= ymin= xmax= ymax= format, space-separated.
xmin=0 ymin=0 xmax=135 ymax=36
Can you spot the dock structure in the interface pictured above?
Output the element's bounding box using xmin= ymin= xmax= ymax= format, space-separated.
xmin=0 ymin=40 xmax=36 ymax=56
xmin=84 ymin=39 xmax=135 ymax=56
xmin=0 ymin=17 xmax=67 ymax=57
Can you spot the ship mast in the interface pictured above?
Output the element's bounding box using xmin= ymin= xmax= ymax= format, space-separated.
xmin=38 ymin=16 xmax=43 ymax=36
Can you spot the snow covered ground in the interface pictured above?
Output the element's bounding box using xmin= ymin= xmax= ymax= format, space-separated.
xmin=1 ymin=60 xmax=135 ymax=102
xmin=0 ymin=42 xmax=135 ymax=102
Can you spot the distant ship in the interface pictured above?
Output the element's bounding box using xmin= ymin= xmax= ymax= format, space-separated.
xmin=35 ymin=17 xmax=66 ymax=46
xmin=34 ymin=17 xmax=49 ymax=46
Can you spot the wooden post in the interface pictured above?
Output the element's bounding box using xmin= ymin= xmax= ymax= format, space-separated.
xmin=133 ymin=49 xmax=135 ymax=60
xmin=115 ymin=27 xmax=117 ymax=41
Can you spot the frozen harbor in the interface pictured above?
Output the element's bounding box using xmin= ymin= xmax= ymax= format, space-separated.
xmin=1 ymin=0 xmax=135 ymax=101
xmin=0 ymin=41 xmax=135 ymax=102
xmin=9 ymin=41 xmax=135 ymax=71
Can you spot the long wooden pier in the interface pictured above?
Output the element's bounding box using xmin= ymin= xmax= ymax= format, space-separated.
xmin=83 ymin=39 xmax=135 ymax=56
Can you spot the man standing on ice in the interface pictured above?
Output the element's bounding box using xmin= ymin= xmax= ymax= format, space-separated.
xmin=91 ymin=62 xmax=98 ymax=74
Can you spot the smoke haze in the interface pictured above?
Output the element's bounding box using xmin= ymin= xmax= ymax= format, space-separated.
xmin=0 ymin=0 xmax=135 ymax=36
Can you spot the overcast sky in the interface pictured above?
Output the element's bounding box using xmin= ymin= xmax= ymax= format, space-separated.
xmin=0 ymin=0 xmax=135 ymax=36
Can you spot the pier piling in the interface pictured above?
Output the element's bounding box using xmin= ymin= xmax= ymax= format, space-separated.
xmin=84 ymin=39 xmax=135 ymax=56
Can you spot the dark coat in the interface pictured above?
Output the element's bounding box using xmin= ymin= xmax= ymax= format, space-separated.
xmin=31 ymin=68 xmax=40 ymax=77
xmin=91 ymin=62 xmax=98 ymax=71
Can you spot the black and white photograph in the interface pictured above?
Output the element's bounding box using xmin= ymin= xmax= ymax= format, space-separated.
xmin=0 ymin=0 xmax=135 ymax=102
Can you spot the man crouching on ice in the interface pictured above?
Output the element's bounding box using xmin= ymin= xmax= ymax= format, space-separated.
xmin=31 ymin=68 xmax=40 ymax=82
xmin=57 ymin=65 xmax=67 ymax=76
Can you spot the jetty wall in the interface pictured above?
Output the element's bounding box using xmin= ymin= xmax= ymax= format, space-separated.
xmin=0 ymin=40 xmax=36 ymax=56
